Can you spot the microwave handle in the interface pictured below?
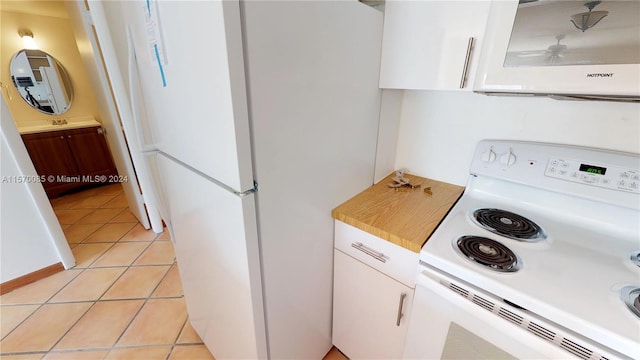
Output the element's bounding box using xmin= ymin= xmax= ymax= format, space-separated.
xmin=459 ymin=37 xmax=474 ymax=89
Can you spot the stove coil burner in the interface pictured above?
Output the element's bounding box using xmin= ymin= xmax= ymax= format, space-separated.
xmin=621 ymin=286 xmax=640 ymax=318
xmin=455 ymin=236 xmax=520 ymax=272
xmin=473 ymin=208 xmax=545 ymax=241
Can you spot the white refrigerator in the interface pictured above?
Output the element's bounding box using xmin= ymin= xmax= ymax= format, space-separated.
xmin=90 ymin=1 xmax=383 ymax=358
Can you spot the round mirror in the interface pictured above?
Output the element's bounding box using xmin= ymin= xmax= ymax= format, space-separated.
xmin=10 ymin=49 xmax=73 ymax=115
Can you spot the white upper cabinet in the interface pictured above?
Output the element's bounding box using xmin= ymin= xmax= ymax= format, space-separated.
xmin=379 ymin=0 xmax=490 ymax=91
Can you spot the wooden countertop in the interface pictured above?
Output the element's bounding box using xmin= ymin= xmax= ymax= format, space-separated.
xmin=332 ymin=173 xmax=464 ymax=253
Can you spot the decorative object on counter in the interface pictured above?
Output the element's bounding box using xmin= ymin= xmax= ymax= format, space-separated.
xmin=17 ymin=118 xmax=101 ymax=135
xmin=10 ymin=49 xmax=73 ymax=115
xmin=388 ymin=169 xmax=421 ymax=190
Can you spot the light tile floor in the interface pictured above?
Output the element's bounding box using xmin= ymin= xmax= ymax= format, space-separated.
xmin=0 ymin=184 xmax=214 ymax=360
xmin=0 ymin=184 xmax=347 ymax=360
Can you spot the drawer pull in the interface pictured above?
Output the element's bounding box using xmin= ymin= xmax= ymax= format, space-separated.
xmin=396 ymin=292 xmax=407 ymax=326
xmin=351 ymin=242 xmax=386 ymax=263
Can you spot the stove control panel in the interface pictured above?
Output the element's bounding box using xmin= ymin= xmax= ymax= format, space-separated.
xmin=471 ymin=141 xmax=639 ymax=209
xmin=545 ymin=157 xmax=640 ymax=194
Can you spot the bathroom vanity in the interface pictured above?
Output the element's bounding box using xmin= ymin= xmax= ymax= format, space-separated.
xmin=20 ymin=122 xmax=117 ymax=198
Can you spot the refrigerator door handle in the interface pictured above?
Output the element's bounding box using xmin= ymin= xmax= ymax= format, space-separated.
xmin=235 ymin=181 xmax=258 ymax=197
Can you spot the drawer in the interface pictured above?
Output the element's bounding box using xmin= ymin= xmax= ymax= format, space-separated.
xmin=334 ymin=221 xmax=420 ymax=288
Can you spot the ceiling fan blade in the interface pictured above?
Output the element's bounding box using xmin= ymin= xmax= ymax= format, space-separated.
xmin=513 ymin=51 xmax=547 ymax=58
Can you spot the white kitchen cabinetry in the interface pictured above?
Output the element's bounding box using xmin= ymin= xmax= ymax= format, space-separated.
xmin=379 ymin=0 xmax=490 ymax=90
xmin=332 ymin=221 xmax=417 ymax=359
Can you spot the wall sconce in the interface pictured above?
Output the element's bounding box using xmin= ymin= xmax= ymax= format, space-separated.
xmin=570 ymin=1 xmax=609 ymax=32
xmin=18 ymin=29 xmax=38 ymax=50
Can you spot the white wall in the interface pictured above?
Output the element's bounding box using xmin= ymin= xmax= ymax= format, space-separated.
xmin=394 ymin=91 xmax=640 ymax=186
xmin=0 ymin=97 xmax=74 ymax=283
xmin=374 ymin=89 xmax=403 ymax=183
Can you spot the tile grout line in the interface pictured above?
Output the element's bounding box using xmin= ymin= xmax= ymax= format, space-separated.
xmin=0 ymin=350 xmax=48 ymax=358
xmin=58 ymin=201 xmax=126 ymax=227
xmin=76 ymin=221 xmax=137 ymax=245
xmin=0 ymin=302 xmax=47 ymax=343
xmin=62 ymin=218 xmax=130 ymax=242
xmin=89 ymin=238 xmax=154 ymax=270
xmin=45 ymin=299 xmax=100 ymax=353
xmin=63 ymin=221 xmax=106 ymax=244
xmin=165 ymin=318 xmax=190 ymax=360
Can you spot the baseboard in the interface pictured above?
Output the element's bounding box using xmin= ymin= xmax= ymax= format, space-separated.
xmin=0 ymin=262 xmax=65 ymax=295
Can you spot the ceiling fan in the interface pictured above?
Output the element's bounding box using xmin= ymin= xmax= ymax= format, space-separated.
xmin=544 ymin=35 xmax=568 ymax=64
xmin=511 ymin=35 xmax=570 ymax=65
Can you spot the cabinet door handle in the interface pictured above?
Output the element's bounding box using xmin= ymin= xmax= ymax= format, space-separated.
xmin=459 ymin=37 xmax=474 ymax=89
xmin=67 ymin=135 xmax=71 ymax=138
xmin=396 ymin=292 xmax=407 ymax=326
xmin=60 ymin=136 xmax=65 ymax=140
xmin=351 ymin=242 xmax=386 ymax=263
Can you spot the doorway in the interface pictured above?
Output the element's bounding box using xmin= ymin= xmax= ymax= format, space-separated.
xmin=0 ymin=1 xmax=153 ymax=234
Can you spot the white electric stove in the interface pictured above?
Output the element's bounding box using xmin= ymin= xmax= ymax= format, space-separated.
xmin=404 ymin=140 xmax=640 ymax=360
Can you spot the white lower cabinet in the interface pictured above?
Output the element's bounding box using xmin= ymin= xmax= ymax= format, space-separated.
xmin=332 ymin=249 xmax=414 ymax=359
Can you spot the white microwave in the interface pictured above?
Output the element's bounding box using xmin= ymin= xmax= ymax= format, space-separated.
xmin=474 ymin=0 xmax=640 ymax=102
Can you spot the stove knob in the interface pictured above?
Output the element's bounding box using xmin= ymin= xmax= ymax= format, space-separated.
xmin=500 ymin=149 xmax=517 ymax=166
xmin=481 ymin=149 xmax=497 ymax=163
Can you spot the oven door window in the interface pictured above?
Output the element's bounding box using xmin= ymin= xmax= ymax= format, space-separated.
xmin=404 ymin=270 xmax=581 ymax=359
xmin=441 ymin=322 xmax=515 ymax=359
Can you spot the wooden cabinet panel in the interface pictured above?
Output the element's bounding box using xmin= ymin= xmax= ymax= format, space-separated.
xmin=22 ymin=131 xmax=79 ymax=179
xmin=64 ymin=127 xmax=117 ymax=177
xmin=21 ymin=126 xmax=118 ymax=198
